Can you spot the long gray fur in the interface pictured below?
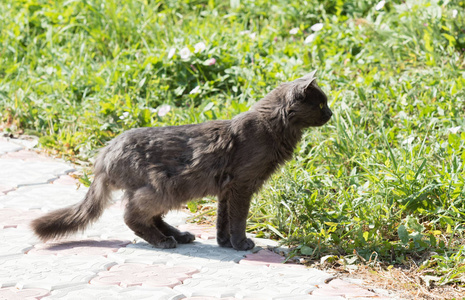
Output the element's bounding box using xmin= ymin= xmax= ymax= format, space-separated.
xmin=31 ymin=72 xmax=332 ymax=250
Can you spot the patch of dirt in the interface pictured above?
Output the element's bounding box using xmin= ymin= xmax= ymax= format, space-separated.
xmin=310 ymin=262 xmax=465 ymax=300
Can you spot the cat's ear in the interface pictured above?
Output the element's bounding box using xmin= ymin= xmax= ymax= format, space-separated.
xmin=301 ymin=70 xmax=317 ymax=90
xmin=293 ymin=70 xmax=317 ymax=92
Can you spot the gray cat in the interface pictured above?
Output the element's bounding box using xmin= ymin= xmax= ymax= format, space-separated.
xmin=32 ymin=71 xmax=332 ymax=251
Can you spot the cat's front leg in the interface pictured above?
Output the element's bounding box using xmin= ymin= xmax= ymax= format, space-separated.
xmin=221 ymin=188 xmax=255 ymax=251
xmin=216 ymin=196 xmax=232 ymax=248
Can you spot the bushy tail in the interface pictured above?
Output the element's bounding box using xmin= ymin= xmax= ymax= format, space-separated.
xmin=31 ymin=173 xmax=112 ymax=241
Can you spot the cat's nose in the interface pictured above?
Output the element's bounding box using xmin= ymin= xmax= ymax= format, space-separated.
xmin=327 ymin=109 xmax=333 ymax=118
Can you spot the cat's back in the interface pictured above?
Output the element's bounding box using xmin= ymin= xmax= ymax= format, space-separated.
xmin=97 ymin=120 xmax=234 ymax=187
xmin=107 ymin=120 xmax=231 ymax=150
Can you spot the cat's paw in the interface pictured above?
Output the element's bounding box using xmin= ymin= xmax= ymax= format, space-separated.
xmin=175 ymin=231 xmax=196 ymax=244
xmin=231 ymin=237 xmax=255 ymax=251
xmin=151 ymin=236 xmax=178 ymax=249
xmin=217 ymin=236 xmax=233 ymax=248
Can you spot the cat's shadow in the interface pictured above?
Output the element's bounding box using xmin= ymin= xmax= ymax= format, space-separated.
xmin=126 ymin=239 xmax=257 ymax=263
xmin=36 ymin=238 xmax=257 ymax=263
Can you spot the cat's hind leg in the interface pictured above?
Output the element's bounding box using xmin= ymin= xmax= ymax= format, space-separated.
xmin=153 ymin=216 xmax=195 ymax=244
xmin=123 ymin=188 xmax=177 ymax=249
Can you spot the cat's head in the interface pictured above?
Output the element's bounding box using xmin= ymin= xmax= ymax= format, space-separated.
xmin=285 ymin=70 xmax=332 ymax=127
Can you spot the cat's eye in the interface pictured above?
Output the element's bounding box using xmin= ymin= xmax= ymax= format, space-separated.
xmin=319 ymin=103 xmax=324 ymax=109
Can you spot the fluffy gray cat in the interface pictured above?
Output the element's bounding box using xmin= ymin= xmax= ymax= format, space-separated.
xmin=32 ymin=71 xmax=332 ymax=250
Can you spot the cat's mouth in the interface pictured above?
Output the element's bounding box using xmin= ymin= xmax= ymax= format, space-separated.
xmin=313 ymin=119 xmax=331 ymax=127
xmin=311 ymin=110 xmax=333 ymax=127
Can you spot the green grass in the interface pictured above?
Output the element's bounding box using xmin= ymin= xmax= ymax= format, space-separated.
xmin=1 ymin=0 xmax=465 ymax=292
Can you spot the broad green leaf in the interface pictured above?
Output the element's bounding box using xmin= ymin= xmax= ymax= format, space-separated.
xmin=300 ymin=245 xmax=314 ymax=255
xmin=398 ymin=225 xmax=409 ymax=244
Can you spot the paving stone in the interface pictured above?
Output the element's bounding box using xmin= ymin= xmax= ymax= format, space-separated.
xmin=253 ymin=237 xmax=281 ymax=248
xmin=174 ymin=263 xmax=330 ymax=298
xmin=0 ymin=286 xmax=50 ymax=299
xmin=311 ymin=279 xmax=378 ymax=298
xmin=165 ymin=210 xmax=193 ymax=227
xmin=0 ymin=184 xmax=15 ymax=195
xmin=0 ymin=255 xmax=112 ymax=289
xmin=0 ymin=159 xmax=74 ymax=187
xmin=0 ymin=227 xmax=34 ymax=257
xmin=108 ymin=199 xmax=126 ymax=210
xmin=0 ymin=208 xmax=42 ymax=229
xmin=297 ymin=296 xmax=344 ymax=300
xmin=0 ymin=140 xmax=23 ymax=154
xmin=240 ymin=250 xmax=303 ymax=268
xmin=51 ymin=175 xmax=80 ymax=185
xmin=0 ymin=184 xmax=88 ymax=210
xmin=44 ymin=285 xmax=181 ymax=300
xmin=178 ymin=224 xmax=217 ymax=240
xmin=28 ymin=239 xmax=131 ymax=257
xmin=352 ymin=298 xmax=393 ymax=300
xmin=180 ymin=297 xmax=257 ymax=300
xmin=1 ymin=150 xmax=54 ymax=161
xmin=271 ymin=295 xmax=319 ymax=300
xmin=90 ymin=263 xmax=199 ymax=288
xmin=1 ymin=137 xmax=39 ymax=150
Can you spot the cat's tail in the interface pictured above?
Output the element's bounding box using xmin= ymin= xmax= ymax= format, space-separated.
xmin=31 ymin=171 xmax=113 ymax=241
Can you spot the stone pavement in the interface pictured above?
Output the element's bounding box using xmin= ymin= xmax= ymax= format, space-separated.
xmin=0 ymin=137 xmax=400 ymax=299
